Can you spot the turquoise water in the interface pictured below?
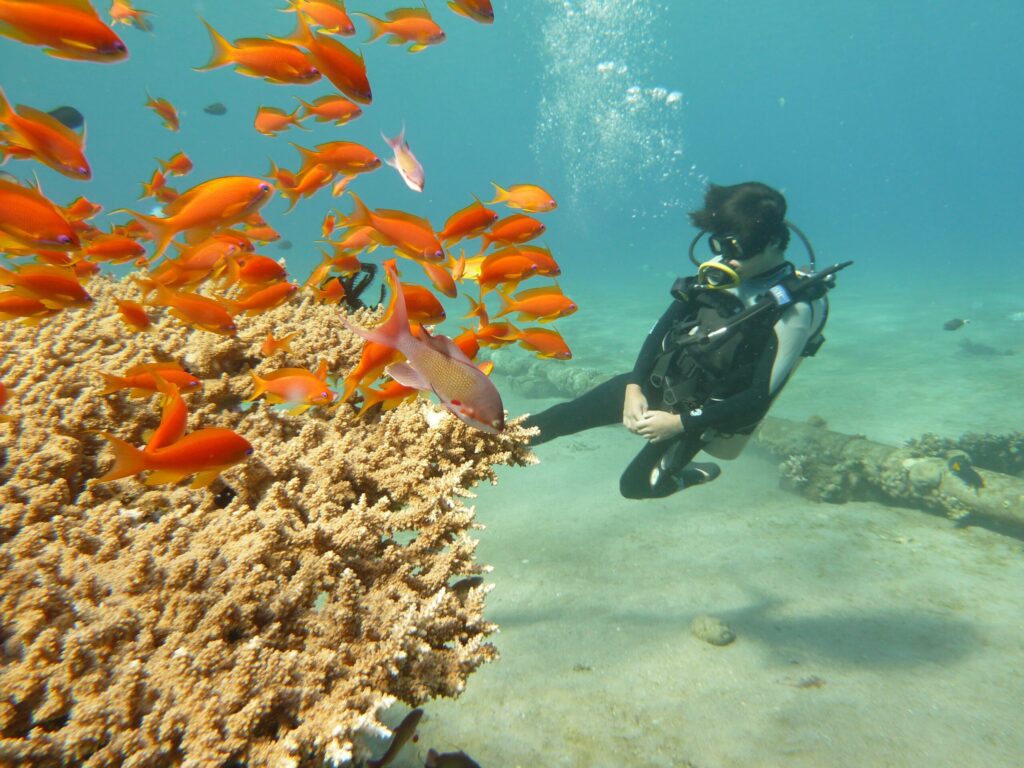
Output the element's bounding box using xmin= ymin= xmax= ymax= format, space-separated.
xmin=3 ymin=1 xmax=1024 ymax=766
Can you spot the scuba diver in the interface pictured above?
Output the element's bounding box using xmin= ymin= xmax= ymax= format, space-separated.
xmin=523 ymin=181 xmax=851 ymax=499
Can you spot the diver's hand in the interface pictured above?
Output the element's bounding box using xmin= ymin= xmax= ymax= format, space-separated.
xmin=622 ymin=384 xmax=649 ymax=432
xmin=635 ymin=410 xmax=684 ymax=443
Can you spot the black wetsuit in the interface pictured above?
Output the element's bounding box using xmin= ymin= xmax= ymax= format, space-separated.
xmin=523 ymin=264 xmax=827 ymax=499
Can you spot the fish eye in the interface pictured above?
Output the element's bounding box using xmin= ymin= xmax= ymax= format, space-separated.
xmin=245 ymin=447 xmax=254 ymax=455
xmin=57 ymin=234 xmax=72 ymax=244
xmin=259 ymin=183 xmax=271 ymax=193
xmin=112 ymin=42 xmax=127 ymax=52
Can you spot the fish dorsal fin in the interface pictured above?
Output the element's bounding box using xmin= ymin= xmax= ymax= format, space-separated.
xmin=15 ymin=105 xmax=85 ymax=145
xmin=386 ymin=7 xmax=432 ymax=21
xmin=375 ymin=207 xmax=432 ymax=229
xmin=419 ymin=329 xmax=475 ymax=365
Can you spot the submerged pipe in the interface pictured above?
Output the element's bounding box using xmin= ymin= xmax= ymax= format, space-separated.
xmin=754 ymin=417 xmax=1024 ymax=532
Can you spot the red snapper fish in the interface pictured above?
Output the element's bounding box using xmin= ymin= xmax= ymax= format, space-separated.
xmin=341 ymin=260 xmax=504 ymax=433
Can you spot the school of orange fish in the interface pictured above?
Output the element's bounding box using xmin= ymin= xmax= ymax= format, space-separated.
xmin=0 ymin=0 xmax=576 ymax=489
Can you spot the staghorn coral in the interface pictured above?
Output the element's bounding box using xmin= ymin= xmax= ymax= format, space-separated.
xmin=0 ymin=275 xmax=535 ymax=767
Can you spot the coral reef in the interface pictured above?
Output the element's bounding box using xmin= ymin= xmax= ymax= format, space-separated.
xmin=906 ymin=431 xmax=1024 ymax=478
xmin=756 ymin=417 xmax=1024 ymax=529
xmin=491 ymin=352 xmax=605 ymax=400
xmin=0 ymin=276 xmax=534 ymax=767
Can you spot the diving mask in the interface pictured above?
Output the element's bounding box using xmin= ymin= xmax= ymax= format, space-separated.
xmin=707 ymin=233 xmax=745 ymax=261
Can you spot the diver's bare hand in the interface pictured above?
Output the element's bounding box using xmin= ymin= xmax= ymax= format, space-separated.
xmin=622 ymin=384 xmax=649 ymax=432
xmin=635 ymin=410 xmax=684 ymax=443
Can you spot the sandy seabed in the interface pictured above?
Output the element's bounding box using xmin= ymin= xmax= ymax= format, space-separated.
xmin=371 ymin=266 xmax=1024 ymax=767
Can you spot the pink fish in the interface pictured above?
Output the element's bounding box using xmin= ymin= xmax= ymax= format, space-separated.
xmin=341 ymin=260 xmax=503 ymax=433
xmin=381 ymin=125 xmax=424 ymax=192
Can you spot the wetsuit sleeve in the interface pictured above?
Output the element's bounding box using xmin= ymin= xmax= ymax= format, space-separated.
xmin=628 ymin=301 xmax=687 ymax=386
xmin=679 ymin=299 xmax=824 ymax=433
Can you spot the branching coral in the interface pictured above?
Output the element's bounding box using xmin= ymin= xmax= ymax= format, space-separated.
xmin=0 ymin=276 xmax=535 ymax=767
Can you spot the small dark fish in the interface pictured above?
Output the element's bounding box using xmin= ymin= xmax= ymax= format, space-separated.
xmin=203 ymin=102 xmax=227 ymax=116
xmin=948 ymin=456 xmax=984 ymax=491
xmin=276 ymin=239 xmax=293 ymax=250
xmin=450 ymin=576 xmax=484 ymax=599
xmin=426 ymin=749 xmax=482 ymax=768
xmin=367 ymin=708 xmax=423 ymax=768
xmin=212 ymin=485 xmax=236 ymax=508
xmin=943 ymin=318 xmax=969 ymax=331
xmin=46 ymin=105 xmax=84 ymax=131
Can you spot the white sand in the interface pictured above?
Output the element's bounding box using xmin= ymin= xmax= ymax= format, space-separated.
xmin=377 ymin=267 xmax=1024 ymax=767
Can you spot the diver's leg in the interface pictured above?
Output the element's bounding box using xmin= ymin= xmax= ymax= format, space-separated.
xmin=522 ymin=372 xmax=631 ymax=445
xmin=619 ymin=432 xmax=720 ymax=499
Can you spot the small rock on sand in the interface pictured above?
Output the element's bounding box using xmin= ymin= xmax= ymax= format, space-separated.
xmin=690 ymin=615 xmax=736 ymax=646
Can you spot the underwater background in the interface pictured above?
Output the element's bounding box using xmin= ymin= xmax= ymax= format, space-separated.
xmin=3 ymin=0 xmax=1023 ymax=766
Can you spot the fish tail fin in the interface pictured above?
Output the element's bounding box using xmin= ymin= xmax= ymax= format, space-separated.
xmin=195 ymin=18 xmax=234 ymax=70
xmin=342 ymin=259 xmax=408 ymax=348
xmin=354 ymin=13 xmax=387 ymax=42
xmin=494 ymin=285 xmax=514 ymax=318
xmin=246 ymin=371 xmax=266 ymax=401
xmin=487 ymin=181 xmax=508 ymax=205
xmin=99 ymin=373 xmax=127 ymax=396
xmin=95 ymin=432 xmax=149 ymax=483
xmin=0 ymin=87 xmax=12 ymax=124
xmin=116 ymin=209 xmax=176 ymax=260
xmin=346 ymin=191 xmax=373 ymax=229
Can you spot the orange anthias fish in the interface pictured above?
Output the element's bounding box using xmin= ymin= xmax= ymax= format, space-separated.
xmin=496 ymin=284 xmax=577 ymax=323
xmin=382 ymin=125 xmax=424 ymax=192
xmin=109 ymin=0 xmax=153 ymax=32
xmin=296 ymin=94 xmax=361 ymax=125
xmin=480 ymin=213 xmax=546 ymax=250
xmin=0 ymin=179 xmax=80 ymax=251
xmin=337 ymin=340 xmax=401 ymax=402
xmin=246 ymin=359 xmax=335 ymax=415
xmin=0 ymin=292 xmax=59 ymax=324
xmin=286 ymin=0 xmax=355 ymax=36
xmin=254 ymin=105 xmax=308 ymax=136
xmin=119 ymin=175 xmax=274 ymax=259
xmin=477 ymin=250 xmax=538 ymax=293
xmin=347 ymin=192 xmax=443 ymax=263
xmin=158 ymin=151 xmax=193 ymax=177
xmin=341 ymin=260 xmax=504 ymax=433
xmin=399 ymin=283 xmax=446 ymax=325
xmin=100 ymin=361 xmax=201 ymax=397
xmin=447 ymin=0 xmax=493 ymax=24
xmin=114 ymin=297 xmax=151 ymax=331
xmin=514 ymin=326 xmax=571 ymax=360
xmin=196 ymin=18 xmax=320 ymax=85
xmin=294 ymin=140 xmax=380 ymax=176
xmin=145 ymin=374 xmax=187 ymax=453
xmin=0 ymin=88 xmax=91 ymax=179
xmin=284 ymin=14 xmax=371 ymax=103
xmin=0 ymin=0 xmax=128 ymax=62
xmin=142 ymin=281 xmax=238 ymax=335
xmin=146 ymin=92 xmax=179 ymax=132
xmin=356 ymin=7 xmax=446 ymax=53
xmin=489 ymin=182 xmax=557 ymax=213
xmin=261 ymin=331 xmax=296 ymax=356
xmin=96 ymin=427 xmax=253 ymax=488
xmin=439 ymin=197 xmax=497 ymax=245
xmin=220 ymin=281 xmax=299 ymax=316
xmin=0 ymin=263 xmax=92 ymax=308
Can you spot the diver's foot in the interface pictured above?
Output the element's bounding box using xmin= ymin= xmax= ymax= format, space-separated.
xmin=649 ymin=454 xmax=721 ymax=495
xmin=676 ymin=461 xmax=721 ymax=488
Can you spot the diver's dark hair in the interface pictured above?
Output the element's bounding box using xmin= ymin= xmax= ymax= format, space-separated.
xmin=689 ymin=182 xmax=790 ymax=254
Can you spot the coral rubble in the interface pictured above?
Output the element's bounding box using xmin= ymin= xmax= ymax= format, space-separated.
xmin=0 ymin=276 xmax=534 ymax=767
